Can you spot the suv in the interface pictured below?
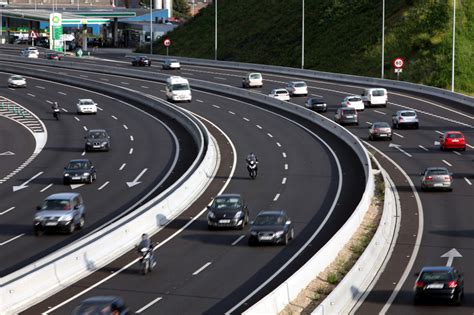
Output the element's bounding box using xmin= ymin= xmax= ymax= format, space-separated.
xmin=84 ymin=129 xmax=111 ymax=152
xmin=392 ymin=110 xmax=419 ymax=129
xmin=242 ymin=72 xmax=263 ymax=88
xmin=63 ymin=159 xmax=97 ymax=184
xmin=361 ymin=88 xmax=387 ymax=107
xmin=34 ymin=192 xmax=85 ymax=235
xmin=335 ymin=107 xmax=358 ymax=125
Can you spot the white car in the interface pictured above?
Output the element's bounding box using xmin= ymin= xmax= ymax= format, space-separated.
xmin=76 ymin=99 xmax=98 ymax=114
xmin=242 ymin=72 xmax=263 ymax=88
xmin=8 ymin=75 xmax=27 ymax=88
xmin=362 ymin=88 xmax=387 ymax=107
xmin=162 ymin=58 xmax=181 ymax=70
xmin=20 ymin=48 xmax=39 ymax=58
xmin=269 ymin=88 xmax=290 ymax=101
xmin=285 ymin=81 xmax=308 ymax=96
xmin=341 ymin=95 xmax=365 ymax=111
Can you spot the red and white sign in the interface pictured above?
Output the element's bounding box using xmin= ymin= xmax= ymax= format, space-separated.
xmin=30 ymin=30 xmax=39 ymax=39
xmin=392 ymin=57 xmax=405 ymax=69
xmin=163 ymin=38 xmax=172 ymax=47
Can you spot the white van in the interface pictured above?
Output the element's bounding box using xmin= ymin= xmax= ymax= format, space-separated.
xmin=361 ymin=88 xmax=387 ymax=107
xmin=165 ymin=76 xmax=192 ymax=102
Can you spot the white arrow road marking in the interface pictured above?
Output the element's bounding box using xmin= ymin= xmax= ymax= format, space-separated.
xmin=0 ymin=207 xmax=15 ymax=216
xmin=418 ymin=145 xmax=429 ymax=151
xmin=70 ymin=184 xmax=84 ymax=190
xmin=464 ymin=177 xmax=472 ymax=186
xmin=126 ymin=168 xmax=148 ymax=188
xmin=13 ymin=171 xmax=43 ymax=192
xmin=0 ymin=151 xmax=15 ymax=156
xmin=441 ymin=248 xmax=462 ymax=267
xmin=231 ymin=235 xmax=246 ymax=246
xmin=192 ymin=262 xmax=212 ymax=275
xmin=389 ymin=143 xmax=412 ymax=157
xmin=135 ymin=297 xmax=163 ymax=314
xmin=0 ymin=234 xmax=25 ymax=246
xmin=40 ymin=183 xmax=53 ymax=192
xmin=442 ymin=160 xmax=452 ymax=167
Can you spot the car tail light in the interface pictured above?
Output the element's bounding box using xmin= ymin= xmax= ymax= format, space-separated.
xmin=448 ymin=281 xmax=457 ymax=288
xmin=444 ymin=176 xmax=451 ymax=181
xmin=399 ymin=117 xmax=404 ymax=121
xmin=426 ymin=176 xmax=433 ymax=181
xmin=374 ymin=128 xmax=380 ymax=133
xmin=416 ymin=281 xmax=425 ymax=288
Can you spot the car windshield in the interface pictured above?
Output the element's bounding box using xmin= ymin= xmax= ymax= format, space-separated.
xmin=80 ymin=101 xmax=94 ymax=105
xmin=401 ymin=111 xmax=416 ymax=117
xmin=171 ymin=83 xmax=189 ymax=91
xmin=40 ymin=199 xmax=71 ymax=210
xmin=427 ymin=169 xmax=449 ymax=176
xmin=372 ymin=89 xmax=386 ymax=96
xmin=89 ymin=131 xmax=106 ymax=139
xmin=374 ymin=123 xmax=390 ymax=128
xmin=420 ymin=271 xmax=453 ymax=282
xmin=212 ymin=197 xmax=242 ymax=210
xmin=294 ymin=82 xmax=306 ymax=87
xmin=254 ymin=214 xmax=284 ymax=225
xmin=276 ymin=90 xmax=287 ymax=94
xmin=72 ymin=302 xmax=113 ymax=315
xmin=169 ymin=59 xmax=178 ymax=63
xmin=447 ymin=133 xmax=462 ymax=139
xmin=250 ymin=73 xmax=261 ymax=79
xmin=67 ymin=161 xmax=88 ymax=169
xmin=348 ymin=97 xmax=361 ymax=102
xmin=11 ymin=76 xmax=23 ymax=80
xmin=342 ymin=109 xmax=356 ymax=115
xmin=311 ymin=98 xmax=324 ymax=104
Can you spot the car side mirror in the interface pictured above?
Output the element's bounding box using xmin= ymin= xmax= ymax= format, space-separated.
xmin=286 ymin=220 xmax=292 ymax=225
xmin=74 ymin=205 xmax=80 ymax=210
xmin=36 ymin=205 xmax=41 ymax=210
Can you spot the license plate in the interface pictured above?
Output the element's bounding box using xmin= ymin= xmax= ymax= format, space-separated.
xmin=93 ymin=145 xmax=101 ymax=148
xmin=452 ymin=139 xmax=459 ymax=142
xmin=259 ymin=236 xmax=273 ymax=241
xmin=426 ymin=283 xmax=444 ymax=289
xmin=72 ymin=176 xmax=80 ymax=180
xmin=434 ymin=183 xmax=443 ymax=187
xmin=379 ymin=134 xmax=387 ymax=137
xmin=346 ymin=115 xmax=354 ymax=118
xmin=45 ymin=222 xmax=58 ymax=226
xmin=219 ymin=219 xmax=230 ymax=224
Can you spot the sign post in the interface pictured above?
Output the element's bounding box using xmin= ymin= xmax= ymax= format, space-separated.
xmin=49 ymin=13 xmax=63 ymax=52
xmin=30 ymin=30 xmax=38 ymax=47
xmin=392 ymin=57 xmax=404 ymax=81
xmin=163 ymin=37 xmax=171 ymax=56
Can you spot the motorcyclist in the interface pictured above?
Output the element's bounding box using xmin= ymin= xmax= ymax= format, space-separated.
xmin=137 ymin=233 xmax=156 ymax=268
xmin=52 ymin=101 xmax=60 ymax=119
xmin=246 ymin=152 xmax=259 ymax=178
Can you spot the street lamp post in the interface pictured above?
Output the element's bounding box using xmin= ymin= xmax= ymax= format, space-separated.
xmin=301 ymin=0 xmax=304 ymax=69
xmin=381 ymin=0 xmax=385 ymax=79
xmin=214 ymin=0 xmax=217 ymax=60
xmin=150 ymin=0 xmax=153 ymax=55
xmin=451 ymin=0 xmax=456 ymax=92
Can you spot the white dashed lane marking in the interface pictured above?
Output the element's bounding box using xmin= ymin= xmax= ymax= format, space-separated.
xmin=61 ymin=108 xmax=68 ymax=113
xmin=58 ymin=92 xmax=67 ymax=95
xmin=228 ymin=111 xmax=235 ymax=115
xmin=214 ymin=77 xmax=227 ymax=80
xmin=119 ymin=163 xmax=126 ymax=171
xmin=27 ymin=93 xmax=35 ymax=97
xmin=256 ymin=125 xmax=262 ymax=129
xmin=83 ymin=126 xmax=88 ymax=131
xmin=442 ymin=160 xmax=452 ymax=167
xmin=282 ymin=152 xmax=287 ymax=158
xmin=129 ymin=148 xmax=134 ymax=155
xmin=98 ymin=181 xmax=110 ymax=191
xmin=97 ymin=107 xmax=104 ymax=111
xmin=35 ymin=85 xmax=45 ymax=89
xmin=452 ymin=151 xmax=461 ymax=156
xmin=273 ymin=193 xmax=280 ymax=201
xmin=123 ymin=124 xmax=129 ymax=130
xmin=130 ymin=135 xmax=134 ymax=141
xmin=465 ymin=177 xmax=472 ymax=186
xmin=267 ymin=133 xmax=273 ymax=138
xmin=374 ymin=110 xmax=386 ymax=115
xmin=0 ymin=207 xmax=15 ymax=216
xmin=79 ymin=75 xmax=88 ymax=78
xmin=393 ymin=132 xmax=404 ymax=138
xmin=466 ymin=144 xmax=474 ymax=149
xmin=40 ymin=183 xmax=53 ymax=192
xmin=74 ymin=117 xmax=80 ymax=122
xmin=418 ymin=145 xmax=429 ymax=151
xmin=276 ymin=142 xmax=282 ymax=147
xmin=211 ymin=104 xmax=220 ymax=108
xmin=231 ymin=235 xmax=245 ymax=246
xmin=46 ymin=100 xmax=53 ymax=104
xmin=0 ymin=234 xmax=25 ymax=246
xmin=192 ymin=262 xmax=212 ymax=276
xmin=141 ymin=86 xmax=149 ymax=89
xmin=284 ymin=164 xmax=288 ymax=170
xmin=282 ymin=178 xmax=287 ymax=184
xmin=435 ymin=130 xmax=444 ymax=135
xmin=100 ymin=78 xmax=109 ymax=81
xmin=111 ymin=115 xmax=118 ymax=120
xmin=121 ymin=82 xmax=130 ymax=85
xmin=243 ymin=117 xmax=250 ymax=122
xmin=135 ymin=297 xmax=163 ymax=314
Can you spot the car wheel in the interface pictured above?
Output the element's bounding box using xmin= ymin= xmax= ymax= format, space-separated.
xmin=414 ymin=123 xmax=419 ymax=129
xmin=248 ymin=238 xmax=256 ymax=246
xmin=453 ymin=292 xmax=462 ymax=306
xmin=283 ymin=233 xmax=289 ymax=245
xmin=389 ymin=136 xmax=392 ymax=141
xmin=77 ymin=216 xmax=85 ymax=229
xmin=447 ymin=187 xmax=453 ymax=192
xmin=369 ymin=134 xmax=373 ymax=141
xmin=208 ymin=225 xmax=214 ymax=231
xmin=88 ymin=175 xmax=93 ymax=184
xmin=63 ymin=178 xmax=69 ymax=185
xmin=68 ymin=222 xmax=75 ymax=234
xmin=290 ymin=227 xmax=295 ymax=240
xmin=413 ymin=296 xmax=420 ymax=305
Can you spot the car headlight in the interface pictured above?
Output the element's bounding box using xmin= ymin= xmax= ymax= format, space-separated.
xmin=83 ymin=172 xmax=90 ymax=176
xmin=34 ymin=215 xmax=43 ymax=221
xmin=86 ymin=141 xmax=92 ymax=145
xmin=64 ymin=173 xmax=70 ymax=177
xmin=250 ymin=231 xmax=257 ymax=236
xmin=59 ymin=214 xmax=73 ymax=222
xmin=275 ymin=231 xmax=285 ymax=237
xmin=208 ymin=211 xmax=215 ymax=219
xmin=101 ymin=142 xmax=108 ymax=146
xmin=234 ymin=211 xmax=243 ymax=218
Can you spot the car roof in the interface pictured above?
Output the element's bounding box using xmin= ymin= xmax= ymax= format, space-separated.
xmin=88 ymin=129 xmax=106 ymax=133
xmin=216 ymin=193 xmax=241 ymax=198
xmin=397 ymin=109 xmax=416 ymax=113
xmin=290 ymin=81 xmax=306 ymax=84
xmin=80 ymin=296 xmax=123 ymax=303
xmin=79 ymin=98 xmax=94 ymax=102
xmin=256 ymin=210 xmax=286 ymax=216
xmin=45 ymin=192 xmax=80 ymax=200
xmin=445 ymin=131 xmax=463 ymax=135
xmin=274 ymin=88 xmax=288 ymax=92
xmin=420 ymin=266 xmax=454 ymax=273
xmin=425 ymin=167 xmax=449 ymax=171
xmin=372 ymin=122 xmax=390 ymax=126
xmin=346 ymin=95 xmax=361 ymax=99
xmin=68 ymin=159 xmax=91 ymax=163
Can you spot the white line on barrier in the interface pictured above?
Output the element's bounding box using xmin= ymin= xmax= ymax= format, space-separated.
xmin=192 ymin=262 xmax=212 ymax=275
xmin=442 ymin=159 xmax=452 ymax=167
xmin=0 ymin=233 xmax=25 ymax=246
xmin=465 ymin=177 xmax=472 ymax=186
xmin=0 ymin=207 xmax=14 ymax=216
xmin=273 ymin=193 xmax=280 ymax=201
xmin=418 ymin=145 xmax=429 ymax=151
xmin=40 ymin=183 xmax=53 ymax=192
xmin=282 ymin=177 xmax=287 ymax=185
xmin=231 ymin=235 xmax=246 ymax=246
xmin=135 ymin=297 xmax=163 ymax=314
xmin=98 ymin=181 xmax=109 ymax=191
xmin=119 ymin=163 xmax=126 ymax=171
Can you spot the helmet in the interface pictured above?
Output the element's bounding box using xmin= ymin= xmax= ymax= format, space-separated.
xmin=141 ymin=233 xmax=148 ymax=240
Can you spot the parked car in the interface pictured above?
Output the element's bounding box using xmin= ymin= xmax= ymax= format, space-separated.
xmin=341 ymin=95 xmax=365 ymax=111
xmin=285 ymin=81 xmax=308 ymax=96
xmin=392 ymin=110 xmax=419 ymax=129
xmin=131 ymin=56 xmax=151 ymax=66
xmin=76 ymin=99 xmax=98 ymax=114
xmin=362 ymin=87 xmax=388 ymax=107
xmin=207 ymin=194 xmax=249 ymax=230
xmin=414 ymin=266 xmax=463 ymax=305
xmin=242 ymin=72 xmax=263 ymax=88
xmin=268 ymin=88 xmax=290 ymax=101
xmin=369 ymin=122 xmax=392 ymax=140
xmin=72 ymin=296 xmax=130 ymax=315
xmin=46 ymin=52 xmax=62 ymax=60
xmin=248 ymin=210 xmax=294 ymax=246
xmin=304 ymin=97 xmax=327 ymax=112
xmin=63 ymin=159 xmax=96 ymax=185
xmin=335 ymin=107 xmax=358 ymax=125
xmin=34 ymin=192 xmax=85 ymax=235
xmin=8 ymin=75 xmax=27 ymax=88
xmin=420 ymin=167 xmax=453 ymax=191
xmin=439 ymin=131 xmax=466 ymax=151
xmin=84 ymin=129 xmax=111 ymax=152
xmin=162 ymin=58 xmax=181 ymax=70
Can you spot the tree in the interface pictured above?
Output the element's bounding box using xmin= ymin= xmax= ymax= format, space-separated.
xmin=173 ymin=0 xmax=191 ymax=18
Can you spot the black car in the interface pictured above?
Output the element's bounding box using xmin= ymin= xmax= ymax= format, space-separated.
xmin=414 ymin=266 xmax=464 ymax=305
xmin=207 ymin=193 xmax=249 ymax=229
xmin=304 ymin=97 xmax=327 ymax=112
xmin=248 ymin=210 xmax=294 ymax=246
xmin=72 ymin=296 xmax=130 ymax=314
xmin=63 ymin=159 xmax=96 ymax=184
xmin=84 ymin=129 xmax=111 ymax=152
xmin=131 ymin=56 xmax=151 ymax=67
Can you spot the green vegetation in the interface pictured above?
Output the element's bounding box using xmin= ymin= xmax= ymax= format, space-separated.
xmin=142 ymin=0 xmax=473 ymax=94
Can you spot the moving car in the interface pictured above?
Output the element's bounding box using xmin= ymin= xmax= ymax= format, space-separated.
xmin=268 ymin=88 xmax=290 ymax=101
xmin=439 ymin=131 xmax=466 ymax=151
xmin=76 ymin=99 xmax=98 ymax=114
xmin=46 ymin=52 xmax=62 ymax=60
xmin=63 ymin=159 xmax=96 ymax=184
xmin=414 ymin=266 xmax=463 ymax=305
xmin=341 ymin=95 xmax=365 ymax=111
xmin=392 ymin=110 xmax=419 ymax=129
xmin=335 ymin=107 xmax=358 ymax=125
xmin=165 ymin=76 xmax=192 ymax=102
xmin=242 ymin=72 xmax=263 ymax=88
xmin=20 ymin=47 xmax=39 ymax=58
xmin=285 ymin=81 xmax=308 ymax=96
xmin=162 ymin=58 xmax=181 ymax=70
xmin=34 ymin=192 xmax=85 ymax=235
xmin=420 ymin=167 xmax=453 ymax=191
xmin=361 ymin=88 xmax=388 ymax=107
xmin=8 ymin=75 xmax=27 ymax=88
xmin=248 ymin=210 xmax=294 ymax=246
xmin=131 ymin=56 xmax=151 ymax=66
xmin=84 ymin=129 xmax=111 ymax=152
xmin=369 ymin=122 xmax=392 ymax=140
xmin=207 ymin=194 xmax=249 ymax=230
xmin=72 ymin=296 xmax=130 ymax=315
xmin=304 ymin=97 xmax=327 ymax=112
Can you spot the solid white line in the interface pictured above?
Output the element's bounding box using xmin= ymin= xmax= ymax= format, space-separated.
xmin=196 ymin=99 xmax=204 ymax=103
xmin=273 ymin=193 xmax=280 ymax=201
xmin=74 ymin=117 xmax=80 ymax=122
xmin=58 ymin=92 xmax=67 ymax=95
xmin=452 ymin=151 xmax=461 ymax=156
xmin=393 ymin=132 xmax=404 ymax=138
xmin=267 ymin=133 xmax=273 ymax=138
xmin=0 ymin=233 xmax=25 ymax=246
xmin=83 ymin=126 xmax=88 ymax=131
xmin=282 ymin=177 xmax=287 ymax=184
xmin=464 ymin=177 xmax=472 ymax=185
xmin=310 ymin=93 xmax=323 ymax=97
xmin=141 ymin=85 xmax=149 ymax=89
xmin=442 ymin=159 xmax=452 ymax=167
xmin=123 ymin=124 xmax=128 ymax=130
xmin=284 ymin=164 xmax=288 ymax=170
xmin=214 ymin=76 xmax=227 ymax=80
xmin=374 ymin=110 xmax=386 ymax=115
xmin=130 ymin=135 xmax=134 ymax=141
xmin=418 ymin=145 xmax=429 ymax=151
xmin=46 ymin=100 xmax=53 ymax=104
xmin=212 ymin=104 xmax=220 ymax=108
xmin=228 ymin=111 xmax=235 ymax=115
xmin=256 ymin=125 xmax=262 ymax=129
xmin=435 ymin=130 xmax=444 ymax=135
xmin=79 ymin=75 xmax=88 ymax=78
xmin=231 ymin=235 xmax=246 ymax=246
xmin=111 ymin=115 xmax=118 ymax=120
xmin=35 ymin=85 xmax=45 ymax=89
xmin=135 ymin=297 xmax=163 ymax=314
xmin=129 ymin=148 xmax=134 ymax=155
xmin=276 ymin=142 xmax=281 ymax=147
xmin=192 ymin=262 xmax=212 ymax=276
xmin=243 ymin=117 xmax=250 ymax=121
xmin=119 ymin=163 xmax=126 ymax=171
xmin=61 ymin=108 xmax=68 ymax=113
xmin=0 ymin=207 xmax=15 ymax=216
xmin=40 ymin=183 xmax=53 ymax=192
xmin=27 ymin=93 xmax=35 ymax=97
xmin=466 ymin=143 xmax=474 ymax=149
xmin=282 ymin=152 xmax=287 ymax=158
xmin=98 ymin=181 xmax=109 ymax=190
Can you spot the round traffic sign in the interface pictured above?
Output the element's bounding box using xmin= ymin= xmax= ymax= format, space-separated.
xmin=392 ymin=57 xmax=405 ymax=69
xmin=163 ymin=38 xmax=172 ymax=47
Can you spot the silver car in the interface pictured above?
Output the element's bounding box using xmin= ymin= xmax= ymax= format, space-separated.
xmin=335 ymin=107 xmax=358 ymax=125
xmin=369 ymin=122 xmax=392 ymax=140
xmin=8 ymin=75 xmax=27 ymax=88
xmin=162 ymin=58 xmax=181 ymax=70
xmin=420 ymin=167 xmax=453 ymax=192
xmin=34 ymin=192 xmax=86 ymax=235
xmin=392 ymin=110 xmax=419 ymax=129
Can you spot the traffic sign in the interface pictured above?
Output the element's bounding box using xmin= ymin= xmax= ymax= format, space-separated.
xmin=392 ymin=57 xmax=405 ymax=69
xmin=30 ymin=30 xmax=38 ymax=39
xmin=163 ymin=38 xmax=172 ymax=47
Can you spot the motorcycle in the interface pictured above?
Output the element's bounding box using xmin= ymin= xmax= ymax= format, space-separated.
xmin=247 ymin=160 xmax=258 ymax=179
xmin=53 ymin=108 xmax=60 ymax=120
xmin=139 ymin=247 xmax=155 ymax=275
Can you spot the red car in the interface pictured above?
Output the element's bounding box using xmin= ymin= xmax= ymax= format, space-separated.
xmin=440 ymin=131 xmax=466 ymax=151
xmin=46 ymin=52 xmax=62 ymax=60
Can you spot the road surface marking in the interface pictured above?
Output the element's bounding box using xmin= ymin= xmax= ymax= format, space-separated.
xmin=81 ymin=151 xmax=85 ymax=156
xmin=282 ymin=152 xmax=287 ymax=158
xmin=228 ymin=111 xmax=235 ymax=115
xmin=214 ymin=76 xmax=227 ymax=80
xmin=0 ymin=234 xmax=25 ymax=246
xmin=212 ymin=104 xmax=220 ymax=108
xmin=129 ymin=148 xmax=134 ymax=155
xmin=435 ymin=130 xmax=444 ymax=135
xmin=310 ymin=93 xmax=323 ymax=97
xmin=273 ymin=193 xmax=280 ymax=201
xmin=97 ymin=106 xmax=104 ymax=111
xmin=121 ymin=81 xmax=130 ymax=85
xmin=119 ymin=163 xmax=126 ymax=171
xmin=74 ymin=116 xmax=80 ymax=122
xmin=141 ymin=85 xmax=149 ymax=89
xmin=452 ymin=151 xmax=461 ymax=156
xmin=0 ymin=207 xmax=14 ymax=216
xmin=196 ymin=99 xmax=204 ymax=103
xmin=267 ymin=133 xmax=273 ymax=138
xmin=192 ymin=262 xmax=212 ymax=275
xmin=466 ymin=143 xmax=474 ymax=149
xmin=231 ymin=235 xmax=246 ymax=246
xmin=123 ymin=124 xmax=128 ymax=130
xmin=46 ymin=100 xmax=53 ymax=104
xmin=61 ymin=108 xmax=68 ymax=112
xmin=365 ymin=121 xmax=372 ymax=125
xmin=276 ymin=142 xmax=282 ymax=147
xmin=40 ymin=183 xmax=53 ymax=192
xmin=35 ymin=85 xmax=45 ymax=89
xmin=464 ymin=177 xmax=472 ymax=185
xmin=243 ymin=117 xmax=250 ymax=121
xmin=284 ymin=164 xmax=288 ymax=170
xmin=100 ymin=78 xmax=109 ymax=81
xmin=98 ymin=181 xmax=109 ymax=191
xmin=83 ymin=126 xmax=88 ymax=131
xmin=374 ymin=110 xmax=386 ymax=115
xmin=130 ymin=135 xmax=134 ymax=141
xmin=27 ymin=93 xmax=35 ymax=97
xmin=256 ymin=125 xmax=262 ymax=129
xmin=282 ymin=177 xmax=287 ymax=184
xmin=442 ymin=159 xmax=452 ymax=167
xmin=79 ymin=75 xmax=88 ymax=78
xmin=111 ymin=115 xmax=118 ymax=120
xmin=393 ymin=132 xmax=404 ymax=138
xmin=58 ymin=92 xmax=67 ymax=95
xmin=418 ymin=145 xmax=429 ymax=151
xmin=135 ymin=297 xmax=163 ymax=314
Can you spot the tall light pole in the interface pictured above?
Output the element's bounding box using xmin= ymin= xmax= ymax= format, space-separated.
xmin=451 ymin=0 xmax=456 ymax=92
xmin=381 ymin=0 xmax=385 ymax=79
xmin=301 ymin=0 xmax=304 ymax=69
xmin=150 ymin=0 xmax=153 ymax=55
xmin=214 ymin=0 xmax=217 ymax=60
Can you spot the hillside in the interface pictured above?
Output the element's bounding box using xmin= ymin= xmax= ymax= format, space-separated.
xmin=144 ymin=0 xmax=474 ymax=94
